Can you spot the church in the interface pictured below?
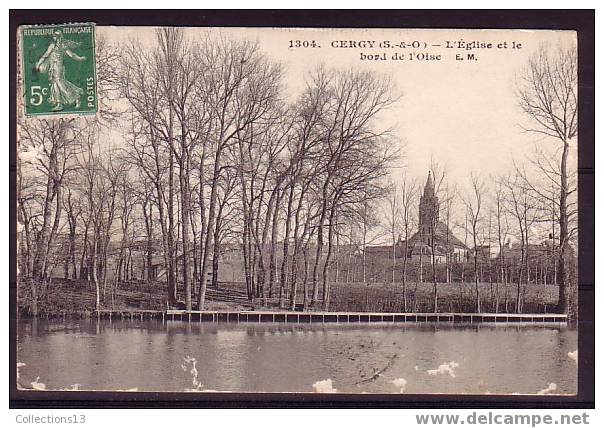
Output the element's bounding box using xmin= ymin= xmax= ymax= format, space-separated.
xmin=366 ymin=172 xmax=469 ymax=264
xmin=404 ymin=171 xmax=469 ymax=263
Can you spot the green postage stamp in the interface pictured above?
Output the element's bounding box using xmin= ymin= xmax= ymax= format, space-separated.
xmin=20 ymin=23 xmax=97 ymax=116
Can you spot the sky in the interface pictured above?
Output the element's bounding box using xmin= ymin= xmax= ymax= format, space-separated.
xmin=98 ymin=26 xmax=577 ymax=188
xmin=15 ymin=26 xmax=578 ymax=248
xmin=93 ymin=26 xmax=577 ymax=244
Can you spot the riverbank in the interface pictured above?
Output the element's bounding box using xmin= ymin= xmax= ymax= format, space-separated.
xmin=95 ymin=308 xmax=568 ymax=326
xmin=16 ymin=278 xmax=559 ymax=317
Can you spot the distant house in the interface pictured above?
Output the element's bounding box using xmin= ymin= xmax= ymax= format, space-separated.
xmin=150 ymin=242 xmax=246 ymax=283
xmin=472 ymin=245 xmax=492 ymax=262
xmin=364 ymin=244 xmax=404 ymax=259
xmin=496 ymin=240 xmax=558 ymax=264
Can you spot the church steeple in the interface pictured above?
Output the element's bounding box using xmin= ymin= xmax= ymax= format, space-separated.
xmin=424 ymin=171 xmax=435 ymax=197
xmin=419 ymin=170 xmax=439 ymax=239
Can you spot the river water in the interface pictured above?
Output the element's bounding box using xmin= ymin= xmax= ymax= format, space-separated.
xmin=16 ymin=319 xmax=577 ymax=395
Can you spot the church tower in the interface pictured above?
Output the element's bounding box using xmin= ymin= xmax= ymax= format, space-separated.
xmin=419 ymin=171 xmax=439 ymax=240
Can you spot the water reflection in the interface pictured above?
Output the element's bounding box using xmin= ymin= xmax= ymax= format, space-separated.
xmin=17 ymin=319 xmax=577 ymax=394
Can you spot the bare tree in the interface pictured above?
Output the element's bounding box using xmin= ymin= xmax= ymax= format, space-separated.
xmin=77 ymin=128 xmax=120 ymax=309
xmin=62 ymin=186 xmax=81 ymax=279
xmin=211 ymin=165 xmax=238 ymax=289
xmin=425 ymin=159 xmax=448 ymax=312
xmin=305 ymin=67 xmax=398 ymax=308
xmin=399 ymin=174 xmax=418 ymax=311
xmin=516 ymin=43 xmax=577 ymax=317
xmin=442 ymin=183 xmax=457 ymax=285
xmin=19 ymin=119 xmax=81 ymax=281
xmin=121 ymin=29 xmax=220 ymax=309
xmin=196 ymin=37 xmax=283 ymax=311
xmin=359 ymin=198 xmax=381 ymax=284
xmin=384 ymin=182 xmax=400 ymax=284
xmin=462 ymin=173 xmax=486 ymax=313
xmin=120 ymin=31 xmax=179 ymax=306
xmin=502 ymin=173 xmax=539 ymax=313
xmin=493 ymin=178 xmax=510 ymax=312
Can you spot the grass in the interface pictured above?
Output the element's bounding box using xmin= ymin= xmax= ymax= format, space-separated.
xmin=16 ymin=277 xmax=559 ymax=316
xmin=17 ymin=278 xmax=166 ymax=316
xmin=327 ymin=281 xmax=559 ymax=313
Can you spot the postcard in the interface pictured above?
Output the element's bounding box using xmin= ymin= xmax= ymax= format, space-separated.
xmin=15 ymin=24 xmax=579 ymax=396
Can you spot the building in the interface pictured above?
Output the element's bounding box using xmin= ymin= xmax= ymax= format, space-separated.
xmin=150 ymin=242 xmax=246 ymax=283
xmin=365 ymin=171 xmax=469 ymax=264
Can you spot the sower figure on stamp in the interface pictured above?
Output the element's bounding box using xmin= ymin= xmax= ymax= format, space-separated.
xmin=35 ymin=30 xmax=86 ymax=111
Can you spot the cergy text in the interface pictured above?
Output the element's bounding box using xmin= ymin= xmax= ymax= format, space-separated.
xmin=331 ymin=40 xmax=377 ymax=49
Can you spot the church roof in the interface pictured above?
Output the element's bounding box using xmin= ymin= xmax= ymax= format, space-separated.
xmin=407 ymin=221 xmax=468 ymax=250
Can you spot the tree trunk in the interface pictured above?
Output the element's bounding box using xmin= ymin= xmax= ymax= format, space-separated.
xmin=402 ymin=228 xmax=409 ymax=311
xmin=280 ymin=183 xmax=295 ymax=308
xmin=198 ymin=139 xmax=225 ymax=311
xmin=431 ymin=224 xmax=438 ymax=312
xmin=289 ymin=184 xmax=307 ymax=310
xmin=180 ymin=154 xmax=192 ymax=310
xmin=212 ymin=238 xmax=220 ymax=289
xmin=516 ymin=246 xmax=525 ymax=314
xmin=268 ymin=187 xmax=282 ymax=299
xmin=32 ymin=154 xmax=58 ymax=280
xmin=556 ymin=139 xmax=570 ymax=316
xmin=321 ymin=203 xmax=338 ymax=310
xmin=311 ymin=187 xmax=329 ymax=306
xmin=473 ymin=230 xmax=481 ymax=313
